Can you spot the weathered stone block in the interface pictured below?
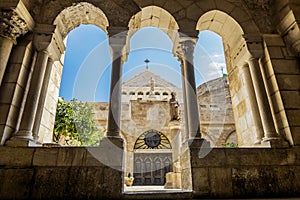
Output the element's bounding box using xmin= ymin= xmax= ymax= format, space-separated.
xmin=196 ymin=0 xmax=216 ymax=12
xmin=85 ymin=149 xmax=103 ymax=166
xmin=276 ymin=74 xmax=300 ymax=91
xmin=209 ymin=168 xmax=232 ymax=197
xmin=191 ymin=148 xmax=226 ymax=167
xmin=181 ymin=168 xmax=192 ymax=190
xmin=258 ymin=149 xmax=288 ymax=165
xmin=85 ymin=147 xmax=115 ymax=167
xmin=286 ymin=109 xmax=300 ymax=126
xmin=192 ymin=168 xmax=209 ymax=197
xmin=31 ymin=167 xmax=69 ymax=199
xmin=226 ymin=149 xmax=262 ymax=166
xmin=57 ymin=148 xmax=86 ymax=166
xmin=0 ymin=147 xmax=34 ymax=166
xmin=102 ymin=167 xmax=123 ymax=199
xmin=232 ymin=167 xmax=272 ymax=197
xmin=33 ymin=148 xmax=58 ymax=166
xmin=267 ymin=46 xmax=285 ymax=59
xmin=264 ymin=35 xmax=285 ymax=46
xmin=0 ymin=168 xmax=34 ymax=199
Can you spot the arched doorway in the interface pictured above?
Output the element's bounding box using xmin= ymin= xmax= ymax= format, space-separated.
xmin=133 ymin=129 xmax=172 ymax=186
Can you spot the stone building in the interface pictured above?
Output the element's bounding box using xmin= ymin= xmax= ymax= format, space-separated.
xmin=89 ymin=69 xmax=237 ymax=186
xmin=0 ymin=0 xmax=299 ymax=199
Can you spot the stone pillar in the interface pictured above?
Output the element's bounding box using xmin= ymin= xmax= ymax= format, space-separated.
xmin=0 ymin=9 xmax=30 ymax=86
xmin=179 ymin=38 xmax=201 ymax=140
xmin=11 ymin=24 xmax=54 ymax=146
xmin=14 ymin=51 xmax=49 ymax=144
xmin=0 ymin=35 xmax=33 ymax=145
xmin=247 ymin=57 xmax=279 ymax=141
xmin=106 ymin=28 xmax=127 ymax=140
xmin=240 ymin=64 xmax=264 ymax=144
xmin=178 ymin=57 xmax=189 ymax=141
xmin=32 ymin=58 xmax=54 ymax=140
xmin=0 ymin=37 xmax=14 ymax=85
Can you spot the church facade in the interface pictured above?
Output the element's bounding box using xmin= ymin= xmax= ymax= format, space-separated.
xmin=89 ymin=69 xmax=237 ymax=186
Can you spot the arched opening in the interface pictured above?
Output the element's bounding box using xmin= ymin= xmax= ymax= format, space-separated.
xmin=194 ymin=30 xmax=237 ymax=147
xmin=196 ymin=10 xmax=268 ymax=147
xmin=121 ymin=26 xmax=182 ymax=190
xmin=132 ymin=130 xmax=172 ymax=186
xmin=37 ymin=2 xmax=110 ymax=146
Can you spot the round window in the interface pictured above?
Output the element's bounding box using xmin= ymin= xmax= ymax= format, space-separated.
xmin=144 ymin=131 xmax=161 ymax=148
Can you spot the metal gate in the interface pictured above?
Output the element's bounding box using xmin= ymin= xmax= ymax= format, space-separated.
xmin=133 ymin=153 xmax=172 ymax=186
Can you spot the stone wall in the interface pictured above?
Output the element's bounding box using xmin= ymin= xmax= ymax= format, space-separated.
xmin=260 ymin=34 xmax=300 ymax=146
xmin=0 ymin=146 xmax=299 ymax=199
xmin=0 ymin=144 xmax=123 ymax=199
xmin=190 ymin=147 xmax=300 ymax=198
xmin=197 ymin=77 xmax=237 ymax=146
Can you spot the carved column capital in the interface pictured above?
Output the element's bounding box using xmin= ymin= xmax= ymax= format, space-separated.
xmin=175 ymin=37 xmax=197 ymax=62
xmin=33 ymin=24 xmax=56 ymax=52
xmin=108 ymin=27 xmax=128 ymax=58
xmin=243 ymin=34 xmax=264 ymax=59
xmin=0 ymin=10 xmax=28 ymax=43
xmin=0 ymin=1 xmax=34 ymax=44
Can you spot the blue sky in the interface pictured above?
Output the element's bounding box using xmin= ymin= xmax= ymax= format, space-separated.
xmin=60 ymin=25 xmax=226 ymax=102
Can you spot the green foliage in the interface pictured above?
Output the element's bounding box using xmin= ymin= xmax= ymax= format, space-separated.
xmin=221 ymin=142 xmax=238 ymax=148
xmin=53 ymin=98 xmax=103 ymax=146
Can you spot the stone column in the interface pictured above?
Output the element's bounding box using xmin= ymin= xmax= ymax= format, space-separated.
xmin=0 ymin=37 xmax=14 ymax=85
xmin=12 ymin=24 xmax=54 ymax=146
xmin=176 ymin=55 xmax=189 ymax=141
xmin=0 ymin=35 xmax=33 ymax=145
xmin=32 ymin=58 xmax=54 ymax=140
xmin=247 ymin=57 xmax=279 ymax=141
xmin=179 ymin=38 xmax=201 ymax=140
xmin=14 ymin=50 xmax=49 ymax=144
xmin=0 ymin=9 xmax=30 ymax=86
xmin=106 ymin=28 xmax=127 ymax=139
xmin=240 ymin=63 xmax=264 ymax=144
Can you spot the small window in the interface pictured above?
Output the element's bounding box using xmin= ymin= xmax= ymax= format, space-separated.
xmin=138 ymin=92 xmax=144 ymax=95
xmin=122 ymin=91 xmax=127 ymax=95
xmin=163 ymin=92 xmax=168 ymax=96
xmin=155 ymin=92 xmax=160 ymax=95
xmin=129 ymin=92 xmax=135 ymax=95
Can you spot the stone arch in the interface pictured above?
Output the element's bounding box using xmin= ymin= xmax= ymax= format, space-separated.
xmin=128 ymin=6 xmax=180 ymax=47
xmin=196 ymin=10 xmax=264 ymax=146
xmin=215 ymin=129 xmax=237 ymax=147
xmin=54 ymin=2 xmax=109 ymax=40
xmin=36 ymin=3 xmax=111 ymax=143
xmin=33 ymin=1 xmax=139 ymax=28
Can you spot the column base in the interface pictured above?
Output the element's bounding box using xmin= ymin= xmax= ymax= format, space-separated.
xmin=262 ymin=136 xmax=280 ymax=142
xmin=254 ymin=139 xmax=262 ymax=145
xmin=5 ymin=135 xmax=42 ymax=147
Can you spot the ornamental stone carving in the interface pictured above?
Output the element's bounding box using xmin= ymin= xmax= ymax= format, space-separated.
xmin=0 ymin=10 xmax=28 ymax=43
